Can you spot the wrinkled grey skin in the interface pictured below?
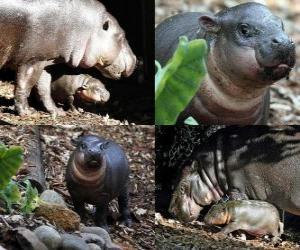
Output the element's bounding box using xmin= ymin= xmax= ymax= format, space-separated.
xmin=37 ymin=72 xmax=110 ymax=113
xmin=155 ymin=3 xmax=295 ymax=124
xmin=0 ymin=0 xmax=136 ymax=116
xmin=169 ymin=127 xmax=300 ymax=222
xmin=204 ymin=200 xmax=283 ymax=240
xmin=66 ymin=135 xmax=131 ymax=231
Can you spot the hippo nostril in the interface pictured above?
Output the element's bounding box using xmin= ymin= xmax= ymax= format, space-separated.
xmin=272 ymin=38 xmax=280 ymax=45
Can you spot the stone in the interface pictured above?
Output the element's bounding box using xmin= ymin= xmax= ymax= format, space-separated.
xmin=34 ymin=225 xmax=61 ymax=250
xmin=40 ymin=190 xmax=67 ymax=207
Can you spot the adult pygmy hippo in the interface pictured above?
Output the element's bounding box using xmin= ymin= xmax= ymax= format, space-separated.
xmin=204 ymin=200 xmax=283 ymax=240
xmin=0 ymin=0 xmax=136 ymax=116
xmin=169 ymin=126 xmax=300 ymax=222
xmin=36 ymin=72 xmax=110 ymax=113
xmin=66 ymin=135 xmax=131 ymax=231
xmin=155 ymin=3 xmax=295 ymax=124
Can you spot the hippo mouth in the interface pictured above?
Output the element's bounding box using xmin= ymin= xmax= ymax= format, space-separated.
xmin=86 ymin=159 xmax=100 ymax=168
xmin=256 ymin=49 xmax=295 ymax=81
xmin=96 ymin=54 xmax=137 ymax=80
xmin=263 ymin=63 xmax=292 ymax=80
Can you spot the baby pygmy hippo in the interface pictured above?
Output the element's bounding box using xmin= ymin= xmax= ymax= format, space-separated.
xmin=66 ymin=134 xmax=131 ymax=231
xmin=204 ymin=200 xmax=283 ymax=240
xmin=51 ymin=74 xmax=110 ymax=112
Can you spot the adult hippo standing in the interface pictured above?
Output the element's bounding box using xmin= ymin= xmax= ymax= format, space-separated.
xmin=169 ymin=126 xmax=300 ymax=222
xmin=155 ymin=3 xmax=295 ymax=124
xmin=0 ymin=0 xmax=136 ymax=116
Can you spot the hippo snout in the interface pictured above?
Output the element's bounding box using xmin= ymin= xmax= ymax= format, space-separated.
xmin=123 ymin=54 xmax=137 ymax=77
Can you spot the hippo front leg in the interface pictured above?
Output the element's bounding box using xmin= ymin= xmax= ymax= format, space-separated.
xmin=37 ymin=71 xmax=65 ymax=117
xmin=68 ymin=95 xmax=80 ymax=114
xmin=15 ymin=62 xmax=46 ymax=116
xmin=95 ymin=197 xmax=110 ymax=231
xmin=118 ymin=187 xmax=132 ymax=227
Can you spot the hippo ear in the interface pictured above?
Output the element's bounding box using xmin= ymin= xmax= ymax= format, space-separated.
xmin=71 ymin=137 xmax=81 ymax=146
xmin=199 ymin=14 xmax=220 ymax=33
xmin=191 ymin=161 xmax=199 ymax=171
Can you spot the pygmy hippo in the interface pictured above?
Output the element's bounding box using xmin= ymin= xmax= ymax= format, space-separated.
xmin=66 ymin=134 xmax=131 ymax=231
xmin=204 ymin=200 xmax=283 ymax=240
xmin=36 ymin=72 xmax=110 ymax=113
xmin=155 ymin=3 xmax=295 ymax=124
xmin=169 ymin=126 xmax=300 ymax=222
xmin=0 ymin=0 xmax=136 ymax=116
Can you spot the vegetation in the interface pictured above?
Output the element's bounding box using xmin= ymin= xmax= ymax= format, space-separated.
xmin=155 ymin=36 xmax=207 ymax=125
xmin=0 ymin=144 xmax=39 ymax=214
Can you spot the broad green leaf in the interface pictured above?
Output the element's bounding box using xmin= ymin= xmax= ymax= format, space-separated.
xmin=184 ymin=117 xmax=199 ymax=125
xmin=0 ymin=144 xmax=23 ymax=190
xmin=21 ymin=180 xmax=40 ymax=214
xmin=155 ymin=36 xmax=207 ymax=125
xmin=0 ymin=181 xmax=21 ymax=212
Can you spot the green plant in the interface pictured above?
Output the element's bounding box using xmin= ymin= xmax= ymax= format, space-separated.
xmin=155 ymin=36 xmax=207 ymax=125
xmin=0 ymin=144 xmax=23 ymax=189
xmin=0 ymin=143 xmax=39 ymax=214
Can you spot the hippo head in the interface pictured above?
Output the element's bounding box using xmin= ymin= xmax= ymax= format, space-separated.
xmin=72 ymin=135 xmax=109 ymax=169
xmin=199 ymin=2 xmax=295 ymax=86
xmin=204 ymin=203 xmax=228 ymax=225
xmin=169 ymin=162 xmax=217 ymax=222
xmin=80 ymin=2 xmax=136 ymax=80
xmin=77 ymin=77 xmax=110 ymax=104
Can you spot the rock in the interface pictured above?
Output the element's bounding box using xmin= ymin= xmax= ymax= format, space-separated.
xmin=61 ymin=234 xmax=90 ymax=250
xmin=35 ymin=202 xmax=80 ymax=231
xmin=80 ymin=233 xmax=105 ymax=248
xmin=34 ymin=225 xmax=62 ymax=250
xmin=40 ymin=190 xmax=67 ymax=207
xmin=80 ymin=226 xmax=121 ymax=250
xmin=8 ymin=215 xmax=24 ymax=224
xmin=88 ymin=243 xmax=102 ymax=250
xmin=15 ymin=227 xmax=48 ymax=250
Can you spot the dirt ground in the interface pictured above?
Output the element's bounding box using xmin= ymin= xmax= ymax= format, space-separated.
xmin=155 ymin=0 xmax=300 ymax=125
xmin=0 ymin=125 xmax=155 ymax=250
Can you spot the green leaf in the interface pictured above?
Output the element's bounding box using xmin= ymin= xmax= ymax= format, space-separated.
xmin=21 ymin=180 xmax=40 ymax=214
xmin=0 ymin=144 xmax=23 ymax=190
xmin=0 ymin=181 xmax=21 ymax=212
xmin=184 ymin=117 xmax=199 ymax=125
xmin=155 ymin=36 xmax=207 ymax=125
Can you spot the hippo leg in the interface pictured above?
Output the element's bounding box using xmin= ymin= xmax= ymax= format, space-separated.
xmin=37 ymin=71 xmax=65 ymax=117
xmin=71 ymin=196 xmax=86 ymax=219
xmin=220 ymin=222 xmax=243 ymax=235
xmin=95 ymin=199 xmax=109 ymax=231
xmin=68 ymin=95 xmax=80 ymax=114
xmin=15 ymin=62 xmax=46 ymax=116
xmin=118 ymin=187 xmax=132 ymax=227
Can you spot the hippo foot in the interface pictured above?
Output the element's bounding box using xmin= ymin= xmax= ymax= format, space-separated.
xmin=50 ymin=108 xmax=66 ymax=118
xmin=17 ymin=106 xmax=35 ymax=117
xmin=119 ymin=217 xmax=132 ymax=227
xmin=96 ymin=223 xmax=110 ymax=233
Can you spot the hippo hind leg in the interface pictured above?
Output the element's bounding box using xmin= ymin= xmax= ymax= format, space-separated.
xmin=118 ymin=187 xmax=132 ymax=227
xmin=15 ymin=62 xmax=46 ymax=116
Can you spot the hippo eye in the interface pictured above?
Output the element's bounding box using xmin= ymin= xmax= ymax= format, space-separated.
xmin=238 ymin=24 xmax=252 ymax=38
xmin=103 ymin=21 xmax=109 ymax=31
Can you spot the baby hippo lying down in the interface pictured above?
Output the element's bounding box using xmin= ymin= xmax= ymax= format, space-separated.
xmin=37 ymin=73 xmax=110 ymax=113
xmin=204 ymin=200 xmax=283 ymax=241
